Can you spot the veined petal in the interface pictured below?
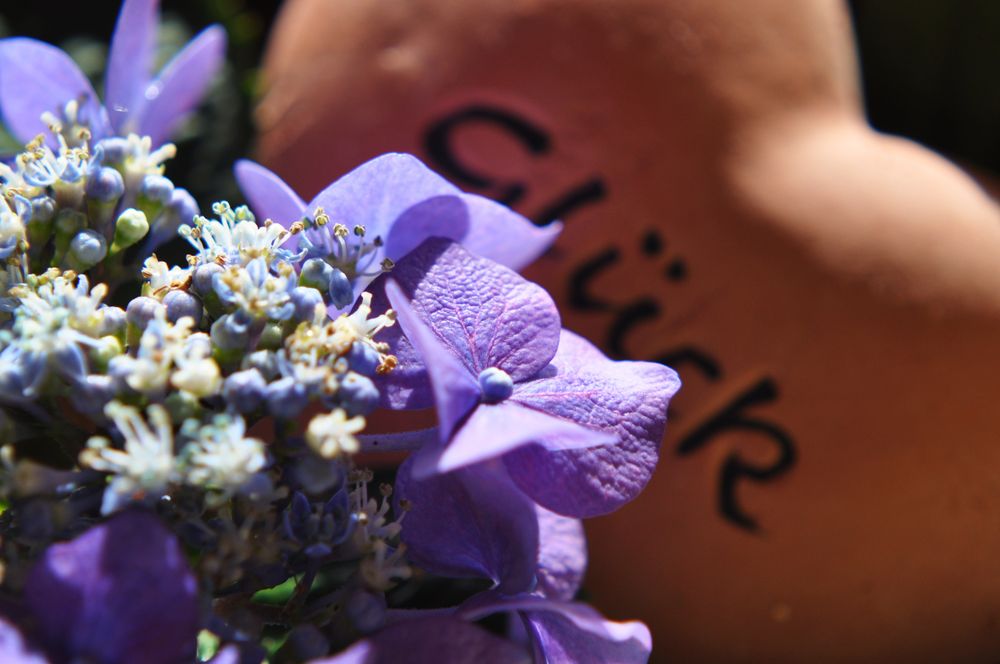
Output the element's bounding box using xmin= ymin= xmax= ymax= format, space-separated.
xmin=385 ymin=278 xmax=479 ymax=440
xmin=505 ymin=329 xmax=681 ymax=517
xmin=105 ymin=0 xmax=159 ymax=134
xmin=380 ymin=239 xmax=560 ymax=382
xmin=137 ymin=25 xmax=226 ymax=146
xmin=459 ymin=194 xmax=561 ymax=270
xmin=314 ymin=616 xmax=530 ymax=664
xmin=0 ymin=38 xmax=108 ymax=144
xmin=395 ymin=458 xmax=538 ymax=594
xmin=234 ymin=159 xmax=307 ymax=227
xmin=414 ymin=401 xmax=612 ymax=478
xmin=26 ymin=510 xmax=199 ymax=664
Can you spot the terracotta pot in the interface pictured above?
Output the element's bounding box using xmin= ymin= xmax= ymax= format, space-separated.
xmin=254 ymin=0 xmax=1000 ymax=660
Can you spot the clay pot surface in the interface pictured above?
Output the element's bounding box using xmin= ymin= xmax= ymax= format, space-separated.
xmin=255 ymin=0 xmax=1000 ymax=660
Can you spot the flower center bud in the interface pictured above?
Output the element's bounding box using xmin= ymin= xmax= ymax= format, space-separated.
xmin=478 ymin=367 xmax=514 ymax=403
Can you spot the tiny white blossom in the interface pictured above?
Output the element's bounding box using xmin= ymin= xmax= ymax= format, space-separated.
xmin=306 ymin=409 xmax=365 ymax=458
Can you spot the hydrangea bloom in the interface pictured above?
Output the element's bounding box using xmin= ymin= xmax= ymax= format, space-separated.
xmin=235 ymin=155 xmax=561 ymax=312
xmin=377 ymin=239 xmax=681 ymax=516
xmin=0 ymin=0 xmax=225 ymax=146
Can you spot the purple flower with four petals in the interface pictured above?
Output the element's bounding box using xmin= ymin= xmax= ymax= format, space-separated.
xmin=376 ymin=239 xmax=681 ymax=517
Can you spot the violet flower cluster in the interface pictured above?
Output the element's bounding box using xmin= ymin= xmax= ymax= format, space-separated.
xmin=0 ymin=1 xmax=680 ymax=662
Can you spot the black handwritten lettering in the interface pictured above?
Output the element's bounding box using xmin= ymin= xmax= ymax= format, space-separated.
xmin=423 ymin=104 xmax=606 ymax=224
xmin=676 ymin=378 xmax=796 ymax=532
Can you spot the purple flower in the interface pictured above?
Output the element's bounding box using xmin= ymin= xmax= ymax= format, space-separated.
xmin=3 ymin=510 xmax=200 ymax=664
xmin=331 ymin=459 xmax=651 ymax=663
xmin=234 ymin=155 xmax=560 ymax=312
xmin=0 ymin=0 xmax=225 ymax=146
xmin=378 ymin=239 xmax=681 ymax=517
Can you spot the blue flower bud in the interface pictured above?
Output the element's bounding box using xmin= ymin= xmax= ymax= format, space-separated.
xmin=337 ymin=372 xmax=379 ymax=416
xmin=162 ymin=289 xmax=203 ymax=325
xmin=169 ymin=188 xmax=199 ymax=226
xmin=298 ymin=258 xmax=334 ymax=292
xmin=98 ymin=307 xmax=127 ymax=337
xmin=223 ymin=369 xmax=267 ymax=413
xmin=210 ymin=312 xmax=251 ymax=351
xmin=67 ymin=229 xmax=108 ymax=271
xmin=191 ymin=262 xmax=224 ymax=297
xmin=140 ymin=174 xmax=175 ymax=205
xmin=242 ymin=350 xmax=279 ymax=380
xmin=328 ymin=268 xmax=353 ymax=310
xmin=30 ymin=196 xmax=56 ymax=222
xmin=266 ymin=376 xmax=308 ymax=418
xmin=126 ymin=296 xmax=166 ymax=331
xmin=283 ymin=491 xmax=313 ymax=541
xmin=96 ymin=137 xmax=129 ymax=164
xmin=478 ymin=367 xmax=514 ymax=403
xmin=346 ymin=341 xmax=380 ymax=377
xmin=71 ymin=375 xmax=119 ymax=414
xmin=85 ymin=166 xmax=125 ymax=202
xmin=290 ymin=286 xmax=324 ymax=322
xmin=54 ymin=344 xmax=88 ymax=383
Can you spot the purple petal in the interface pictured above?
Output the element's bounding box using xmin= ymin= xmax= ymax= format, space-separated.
xmin=459 ymin=194 xmax=561 ymax=270
xmin=105 ymin=0 xmax=158 ymax=134
xmin=314 ymin=616 xmax=530 ymax=664
xmin=461 ymin=594 xmax=651 ymax=664
xmin=368 ymin=276 xmax=433 ymax=410
xmin=535 ymin=506 xmax=586 ymax=601
xmin=137 ymin=25 xmax=226 ymax=146
xmin=0 ymin=38 xmax=108 ymax=144
xmin=385 ymin=278 xmax=479 ymax=440
xmin=505 ymin=330 xmax=681 ymax=517
xmin=382 ymin=239 xmax=560 ymax=383
xmin=234 ymin=160 xmax=307 ymax=226
xmin=522 ymin=600 xmax=652 ymax=664
xmin=26 ymin=510 xmax=199 ymax=664
xmin=396 ymin=458 xmax=538 ymax=594
xmin=414 ymin=401 xmax=613 ymax=477
xmin=307 ymin=153 xmax=465 ymax=244
xmin=0 ymin=617 xmax=48 ymax=663
xmin=306 ymin=154 xmax=471 ymax=304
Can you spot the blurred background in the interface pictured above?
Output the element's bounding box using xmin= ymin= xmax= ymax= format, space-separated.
xmin=2 ymin=0 xmax=996 ymax=197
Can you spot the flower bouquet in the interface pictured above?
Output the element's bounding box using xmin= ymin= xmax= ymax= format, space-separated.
xmin=0 ymin=1 xmax=679 ymax=662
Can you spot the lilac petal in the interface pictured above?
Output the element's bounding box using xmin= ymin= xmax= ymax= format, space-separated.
xmin=522 ymin=600 xmax=652 ymax=664
xmin=137 ymin=25 xmax=226 ymax=146
xmin=105 ymin=0 xmax=158 ymax=134
xmin=414 ymin=401 xmax=613 ymax=477
xmin=396 ymin=458 xmax=538 ymax=594
xmin=0 ymin=39 xmax=108 ymax=144
xmin=0 ymin=617 xmax=48 ymax=663
xmin=234 ymin=160 xmax=307 ymax=226
xmin=307 ymin=153 xmax=465 ymax=243
xmin=385 ymin=278 xmax=479 ymax=440
xmin=314 ymin=616 xmax=530 ymax=664
xmin=383 ymin=239 xmax=560 ymax=381
xmin=505 ymin=330 xmax=681 ymax=517
xmin=535 ymin=506 xmax=586 ymax=601
xmin=459 ymin=194 xmax=561 ymax=270
xmin=461 ymin=594 xmax=651 ymax=664
xmin=307 ymin=154 xmax=470 ymax=302
xmin=368 ymin=276 xmax=433 ymax=410
xmin=26 ymin=510 xmax=199 ymax=664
